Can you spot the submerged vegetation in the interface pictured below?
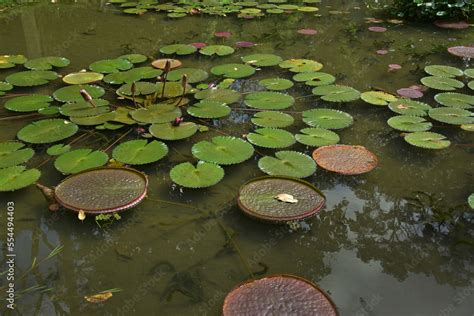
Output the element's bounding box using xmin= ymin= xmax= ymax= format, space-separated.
xmin=390 ymin=0 xmax=474 ymax=21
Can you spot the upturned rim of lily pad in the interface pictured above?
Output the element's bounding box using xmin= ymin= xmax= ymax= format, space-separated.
xmin=237 ymin=175 xmax=325 ymax=223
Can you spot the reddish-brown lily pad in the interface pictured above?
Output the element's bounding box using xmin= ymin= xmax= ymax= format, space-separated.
xmin=397 ymin=87 xmax=423 ymax=99
xmin=448 ymin=46 xmax=474 ymax=59
xmin=434 ymin=20 xmax=469 ymax=29
xmin=223 ymin=275 xmax=338 ymax=316
xmin=312 ymin=145 xmax=378 ymax=175
xmin=368 ymin=26 xmax=387 ymax=32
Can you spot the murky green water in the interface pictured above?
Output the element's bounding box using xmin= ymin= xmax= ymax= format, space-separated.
xmin=1 ymin=1 xmax=473 ymax=315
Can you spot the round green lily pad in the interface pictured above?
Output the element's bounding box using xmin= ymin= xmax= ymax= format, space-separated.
xmin=117 ymin=81 xmax=158 ymax=96
xmin=192 ymin=136 xmax=254 ymax=165
xmin=434 ymin=92 xmax=474 ymax=109
xmin=104 ymin=67 xmax=162 ymax=84
xmin=70 ymin=112 xmax=116 ymax=126
xmin=200 ymin=45 xmax=235 ymax=56
xmin=59 ymin=100 xmax=110 ymax=117
xmin=211 ymin=63 xmax=256 ymax=79
xmin=251 ymin=111 xmax=294 ymax=128
xmin=195 ymin=88 xmax=241 ymax=104
xmin=53 ymin=85 xmax=105 ymax=102
xmin=167 ymin=68 xmax=208 ymax=83
xmin=387 ymin=115 xmax=432 ymax=132
xmin=468 ymin=81 xmax=474 ymax=90
xmin=0 ymin=141 xmax=35 ymax=168
xmin=170 ymin=161 xmax=224 ymax=188
xmin=149 ymin=122 xmax=198 ymax=140
xmin=112 ymin=140 xmax=168 ymax=165
xmin=292 ymin=72 xmax=335 ymax=86
xmin=6 ymin=70 xmax=58 ymax=87
xmin=0 ymin=55 xmax=27 ymax=69
xmin=24 ymin=56 xmax=70 ymax=71
xmin=160 ymin=44 xmax=197 ymax=55
xmin=17 ymin=119 xmax=79 ymax=144
xmin=279 ymin=59 xmax=323 ymax=73
xmin=89 ymin=58 xmax=133 ymax=73
xmin=404 ymin=131 xmax=450 ymax=149
xmin=258 ymin=151 xmax=316 ymax=178
xmin=302 ymin=108 xmax=353 ymax=129
xmin=465 ymin=69 xmax=474 ymax=79
xmin=428 ymin=108 xmax=473 ymax=125
xmin=259 ymin=78 xmax=294 ymax=90
xmin=187 ymin=100 xmax=231 ymax=119
xmin=361 ymin=91 xmax=397 ymax=106
xmin=130 ymin=103 xmax=181 ymax=123
xmin=46 ymin=144 xmax=71 ymax=156
xmin=312 ymin=85 xmax=360 ymax=102
xmin=247 ymin=128 xmax=295 ymax=148
xmin=388 ymin=99 xmax=432 ymax=116
xmin=63 ymin=72 xmax=104 ymax=85
xmin=421 ymin=76 xmax=464 ymax=91
xmin=245 ymin=91 xmax=294 ymax=110
xmin=241 ymin=54 xmax=283 ymax=67
xmin=424 ymin=65 xmax=463 ymax=78
xmin=0 ymin=81 xmax=13 ymax=96
xmin=54 ymin=149 xmax=109 ymax=174
xmin=295 ymin=127 xmax=340 ymax=147
xmin=468 ymin=194 xmax=474 ymax=209
xmin=4 ymin=95 xmax=53 ymax=112
xmin=0 ymin=166 xmax=41 ymax=192
xmin=119 ymin=53 xmax=148 ymax=64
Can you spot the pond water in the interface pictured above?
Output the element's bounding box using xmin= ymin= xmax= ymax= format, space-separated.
xmin=0 ymin=0 xmax=473 ymax=315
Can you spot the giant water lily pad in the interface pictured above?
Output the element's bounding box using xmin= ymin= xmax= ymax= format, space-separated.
xmin=302 ymin=108 xmax=353 ymax=129
xmin=53 ymin=85 xmax=105 ymax=102
xmin=167 ymin=68 xmax=208 ymax=83
xmin=0 ymin=166 xmax=41 ymax=192
xmin=54 ymin=149 xmax=109 ymax=174
xmin=241 ymin=54 xmax=283 ymax=67
xmin=312 ymin=145 xmax=378 ymax=175
xmin=388 ymin=99 xmax=432 ymax=116
xmin=428 ymin=108 xmax=473 ymax=125
xmin=53 ymin=167 xmax=148 ymax=213
xmin=237 ymin=177 xmax=325 ymax=222
xmin=424 ymin=65 xmax=463 ymax=78
xmin=295 ymin=128 xmax=340 ymax=147
xmin=361 ymin=91 xmax=397 ymax=106
xmin=258 ymin=78 xmax=294 ymax=90
xmin=434 ymin=92 xmax=474 ymax=109
xmin=17 ymin=119 xmax=79 ymax=144
xmin=104 ymin=67 xmax=162 ymax=84
xmin=258 ymin=151 xmax=316 ymax=178
xmin=63 ymin=72 xmax=104 ymax=85
xmin=24 ymin=57 xmax=70 ymax=71
xmin=0 ymin=142 xmax=35 ymax=168
xmin=170 ymin=161 xmax=224 ymax=188
xmin=160 ymin=44 xmax=197 ymax=55
xmin=292 ymin=72 xmax=335 ymax=86
xmin=251 ymin=111 xmax=294 ymax=128
xmin=149 ymin=122 xmax=198 ymax=140
xmin=247 ymin=128 xmax=295 ymax=148
xmin=200 ymin=45 xmax=235 ymax=56
xmin=192 ymin=136 xmax=254 ymax=165
xmin=112 ymin=140 xmax=168 ymax=164
xmin=4 ymin=95 xmax=53 ymax=112
xmin=404 ymin=132 xmax=450 ymax=149
xmin=195 ymin=88 xmax=241 ymax=104
xmin=421 ymin=76 xmax=464 ymax=91
xmin=387 ymin=115 xmax=432 ymax=132
xmin=130 ymin=104 xmax=181 ymax=123
xmin=211 ymin=63 xmax=256 ymax=78
xmin=312 ymin=85 xmax=360 ymax=102
xmin=6 ymin=71 xmax=58 ymax=87
xmin=245 ymin=91 xmax=294 ymax=110
xmin=187 ymin=100 xmax=231 ymax=119
xmin=279 ymin=59 xmax=323 ymax=73
xmin=89 ymin=58 xmax=133 ymax=73
xmin=0 ymin=55 xmax=27 ymax=69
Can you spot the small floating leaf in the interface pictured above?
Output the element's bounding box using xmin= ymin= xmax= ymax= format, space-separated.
xmin=103 ymin=67 xmax=162 ymax=84
xmin=387 ymin=115 xmax=432 ymax=132
xmin=0 ymin=81 xmax=13 ymax=96
xmin=388 ymin=99 xmax=431 ymax=116
xmin=194 ymin=88 xmax=240 ymax=104
xmin=167 ymin=68 xmax=208 ymax=83
xmin=130 ymin=104 xmax=181 ymax=123
xmin=192 ymin=136 xmax=254 ymax=165
xmin=258 ymin=78 xmax=294 ymax=90
xmin=199 ymin=45 xmax=234 ymax=56
xmin=247 ymin=128 xmax=295 ymax=148
xmin=160 ymin=44 xmax=197 ymax=55
xmin=70 ymin=112 xmax=116 ymax=126
xmin=292 ymin=72 xmax=335 ymax=86
xmin=404 ymin=131 xmax=450 ymax=149
xmin=24 ymin=57 xmax=70 ymax=71
xmin=469 ymin=194 xmax=474 ymax=209
xmin=279 ymin=59 xmax=323 ymax=73
xmin=211 ymin=63 xmax=256 ymax=78
xmin=0 ymin=55 xmax=27 ymax=69
xmin=84 ymin=292 xmax=113 ymax=304
xmin=54 ymin=149 xmax=109 ymax=174
xmin=0 ymin=166 xmax=41 ymax=192
xmin=4 ymin=95 xmax=53 ymax=112
xmin=428 ymin=108 xmax=473 ymax=125
xmin=17 ymin=119 xmax=79 ymax=144
xmin=251 ymin=111 xmax=294 ymax=128
xmin=245 ymin=91 xmax=294 ymax=110
xmin=274 ymin=193 xmax=298 ymax=203
xmin=241 ymin=54 xmax=282 ymax=67
xmin=187 ymin=100 xmax=231 ymax=119
xmin=63 ymin=72 xmax=104 ymax=85
xmin=361 ymin=91 xmax=397 ymax=106
xmin=151 ymin=58 xmax=182 ymax=70
xmin=434 ymin=92 xmax=474 ymax=109
xmin=112 ymin=140 xmax=168 ymax=165
xmin=170 ymin=161 xmax=224 ymax=188
xmin=119 ymin=53 xmax=147 ymax=64
xmin=295 ymin=127 xmax=340 ymax=147
xmin=0 ymin=142 xmax=35 ymax=168
xmin=421 ymin=76 xmax=464 ymax=91
xmin=424 ymin=65 xmax=463 ymax=78
xmin=6 ymin=70 xmax=58 ymax=87
xmin=312 ymin=85 xmax=360 ymax=102
xmin=302 ymin=108 xmax=353 ymax=129
xmin=258 ymin=150 xmax=316 ymax=178
xmin=117 ymin=81 xmax=157 ymax=96
xmin=89 ymin=58 xmax=133 ymax=73
xmin=47 ymin=144 xmax=71 ymax=156
xmin=149 ymin=122 xmax=198 ymax=140
xmin=53 ymin=85 xmax=105 ymax=102
xmin=59 ymin=100 xmax=110 ymax=117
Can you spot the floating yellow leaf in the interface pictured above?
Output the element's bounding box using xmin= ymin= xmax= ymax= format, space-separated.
xmin=78 ymin=210 xmax=86 ymax=221
xmin=84 ymin=291 xmax=113 ymax=303
xmin=274 ymin=193 xmax=298 ymax=203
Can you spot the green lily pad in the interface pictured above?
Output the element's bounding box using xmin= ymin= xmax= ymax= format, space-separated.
xmin=38 ymin=106 xmax=60 ymax=115
xmin=167 ymin=68 xmax=208 ymax=83
xmin=434 ymin=92 xmax=474 ymax=109
xmin=24 ymin=56 xmax=70 ymax=71
xmin=170 ymin=161 xmax=224 ymax=188
xmin=46 ymin=143 xmax=71 ymax=156
xmin=89 ymin=58 xmax=133 ymax=73
xmin=259 ymin=78 xmax=294 ymax=90
xmin=0 ymin=55 xmax=27 ymax=69
xmin=295 ymin=127 xmax=340 ymax=147
xmin=312 ymin=85 xmax=360 ymax=102
xmin=200 ymin=45 xmax=235 ymax=56
xmin=292 ymin=72 xmax=335 ymax=86
xmin=70 ymin=111 xmax=116 ymax=126
xmin=361 ymin=91 xmax=397 ymax=106
xmin=241 ymin=54 xmax=283 ymax=67
xmin=258 ymin=151 xmax=316 ymax=178
xmin=17 ymin=119 xmax=79 ymax=144
xmin=59 ymin=100 xmax=111 ymax=117
xmin=251 ymin=111 xmax=294 ymax=128
xmin=469 ymin=81 xmax=474 ymax=91
xmin=149 ymin=122 xmax=198 ymax=140
xmin=428 ymin=108 xmax=473 ymax=125
xmin=420 ymin=76 xmax=464 ymax=91
xmin=192 ymin=136 xmax=254 ymax=165
xmin=187 ymin=100 xmax=231 ymax=119
xmin=4 ymin=95 xmax=53 ymax=112
xmin=0 ymin=81 xmax=13 ymax=96
xmin=112 ymin=139 xmax=168 ymax=165
xmin=387 ymin=115 xmax=432 ymax=132
xmin=97 ymin=122 xmax=125 ymax=130
xmin=119 ymin=53 xmax=148 ymax=64
xmin=469 ymin=194 xmax=474 ymax=209
xmin=0 ymin=141 xmax=35 ymax=168
xmin=160 ymin=44 xmax=197 ymax=55
xmin=424 ymin=65 xmax=463 ymax=78
xmin=0 ymin=166 xmax=41 ymax=192
xmin=123 ymin=7 xmax=147 ymax=14
xmin=388 ymin=99 xmax=432 ymax=116
xmin=6 ymin=71 xmax=58 ymax=87
xmin=267 ymin=8 xmax=284 ymax=13
xmin=54 ymin=149 xmax=109 ymax=174
xmin=155 ymin=81 xmax=190 ymax=98
xmin=194 ymin=88 xmax=240 ymax=104
xmin=404 ymin=131 xmax=450 ymax=149
xmin=112 ymin=107 xmax=136 ymax=125
xmin=63 ymin=72 xmax=104 ymax=85
xmin=247 ymin=128 xmax=295 ymax=148
xmin=245 ymin=91 xmax=294 ymax=110
xmin=117 ymin=81 xmax=158 ymax=96
xmin=104 ymin=67 xmax=162 ymax=84
xmin=302 ymin=108 xmax=353 ymax=129
xmin=130 ymin=103 xmax=181 ymax=123
xmin=465 ymin=69 xmax=474 ymax=79
xmin=53 ymin=85 xmax=105 ymax=102
xmin=211 ymin=63 xmax=256 ymax=79
xmin=279 ymin=59 xmax=323 ymax=73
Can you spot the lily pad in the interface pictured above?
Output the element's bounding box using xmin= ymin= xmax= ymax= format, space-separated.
xmin=4 ymin=95 xmax=53 ymax=112
xmin=469 ymin=81 xmax=474 ymax=91
xmin=259 ymin=78 xmax=294 ymax=90
xmin=434 ymin=92 xmax=474 ymax=109
xmin=112 ymin=140 xmax=168 ymax=165
xmin=387 ymin=115 xmax=432 ymax=132
xmin=295 ymin=128 xmax=340 ymax=147
xmin=54 ymin=149 xmax=109 ymax=174
xmin=241 ymin=54 xmax=283 ymax=67
xmin=117 ymin=81 xmax=158 ymax=96
xmin=388 ymin=99 xmax=432 ymax=116
xmin=312 ymin=145 xmax=378 ymax=175
xmin=24 ymin=57 xmax=70 ymax=71
xmin=59 ymin=100 xmax=111 ymax=117
xmin=279 ymin=59 xmax=323 ymax=73
xmin=420 ymin=76 xmax=464 ymax=91
xmin=0 ymin=81 xmax=13 ymax=96
xmin=465 ymin=69 xmax=474 ymax=79
xmin=6 ymin=71 xmax=58 ymax=87
xmin=258 ymin=151 xmax=316 ymax=178
xmin=53 ymin=85 xmax=105 ymax=102
xmin=195 ymin=88 xmax=240 ymax=104
xmin=211 ymin=63 xmax=256 ymax=79
xmin=46 ymin=143 xmax=71 ymax=156
xmin=404 ymin=131 xmax=450 ymax=149
xmin=302 ymin=108 xmax=353 ymax=129
xmin=119 ymin=53 xmax=148 ymax=64
xmin=104 ymin=67 xmax=162 ymax=84
xmin=170 ymin=161 xmax=224 ymax=188
xmin=424 ymin=65 xmax=463 ymax=78
xmin=361 ymin=91 xmax=397 ymax=106
xmin=0 ymin=166 xmax=41 ymax=192
xmin=0 ymin=142 xmax=35 ymax=168
xmin=469 ymin=194 xmax=474 ymax=209
xmin=192 ymin=136 xmax=254 ymax=165
xmin=17 ymin=119 xmax=79 ymax=144
xmin=292 ymin=72 xmax=335 ymax=86
xmin=200 ymin=45 xmax=235 ymax=56
xmin=160 ymin=44 xmax=197 ymax=55
xmin=167 ymin=68 xmax=208 ymax=83
xmin=245 ymin=91 xmax=294 ymax=110
xmin=0 ymin=55 xmax=27 ymax=69
xmin=187 ymin=100 xmax=231 ymax=119
xmin=251 ymin=111 xmax=294 ymax=128
xmin=312 ymin=85 xmax=360 ymax=102
xmin=89 ymin=58 xmax=133 ymax=73
xmin=428 ymin=108 xmax=473 ymax=125
xmin=130 ymin=103 xmax=181 ymax=123
xmin=149 ymin=122 xmax=198 ymax=140
xmin=63 ymin=72 xmax=104 ymax=85
xmin=70 ymin=112 xmax=116 ymax=126
xmin=247 ymin=128 xmax=295 ymax=148
xmin=151 ymin=58 xmax=182 ymax=70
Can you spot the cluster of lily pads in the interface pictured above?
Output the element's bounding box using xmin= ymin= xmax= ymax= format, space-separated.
xmin=109 ymin=0 xmax=321 ymax=18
